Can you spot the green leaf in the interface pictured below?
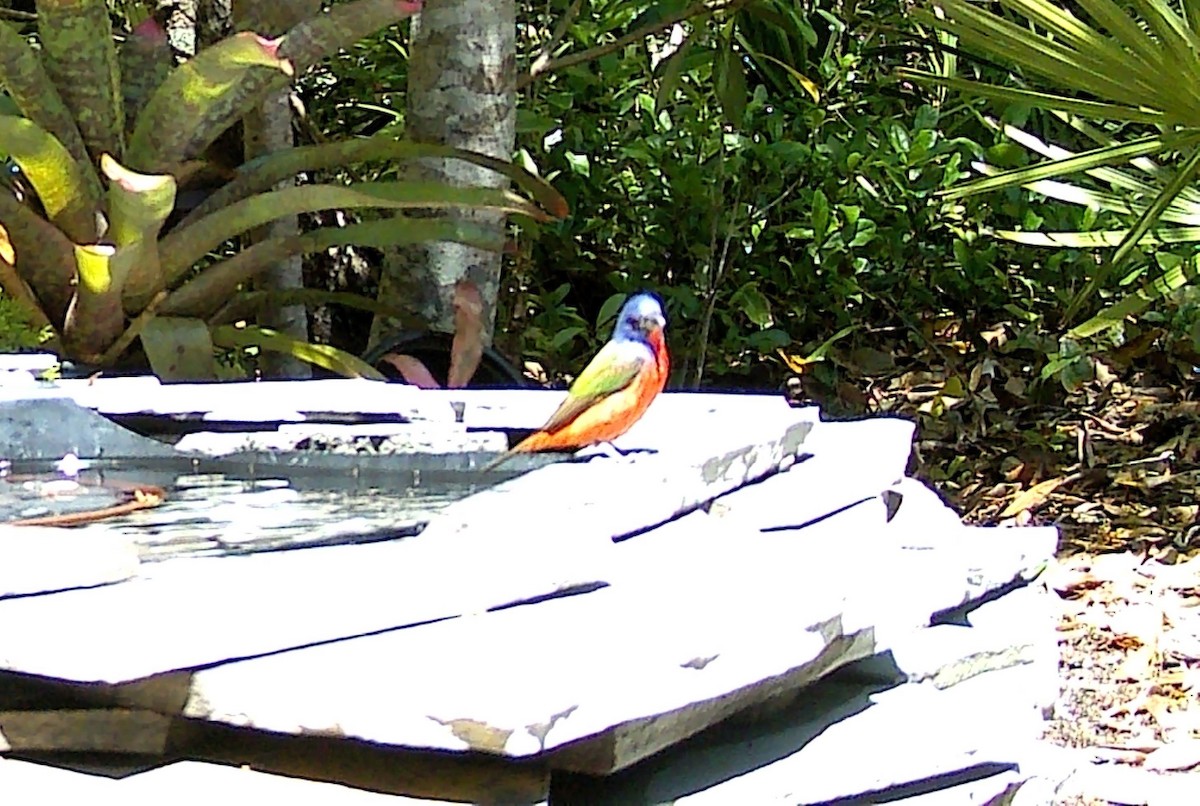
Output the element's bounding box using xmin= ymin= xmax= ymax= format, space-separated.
xmin=129 ymin=32 xmax=294 ymax=171
xmin=942 ymin=132 xmax=1196 ymax=200
xmin=912 ymin=2 xmax=1168 ymax=114
xmin=739 ymin=46 xmax=820 ymax=103
xmin=1066 ymin=144 xmax=1200 ymax=321
xmin=732 ymin=281 xmax=773 ymax=327
xmin=160 ymin=181 xmax=544 ymax=287
xmin=74 ymin=242 xmax=113 ymax=295
xmin=596 ymin=292 xmax=627 ymax=332
xmin=769 ymin=141 xmax=812 ymax=162
xmin=161 ymin=216 xmax=505 ymax=319
xmin=162 ymin=0 xmax=421 ymax=168
xmin=893 ymin=69 xmax=1169 ymax=125
xmin=211 ymin=324 xmax=387 ymax=380
xmin=848 ymin=219 xmax=878 ymax=248
xmin=811 ymin=188 xmax=830 ymax=243
xmin=565 ymin=150 xmax=591 ymax=177
xmin=63 ymin=243 xmax=123 ymax=358
xmin=0 ymin=22 xmax=95 ymax=178
xmin=654 ymin=32 xmax=695 ymax=113
xmin=0 ymin=116 xmax=99 ymax=242
xmin=1069 ymin=256 xmax=1200 ymax=337
xmin=36 ymin=0 xmax=124 ymax=161
xmin=102 ymin=154 xmax=177 ymax=304
xmin=140 ymin=316 xmax=217 ymax=381
xmin=551 ymin=326 xmax=585 ymax=350
xmin=887 ymin=122 xmax=911 ymax=156
xmin=178 ymin=135 xmax=568 ymax=229
xmin=806 ymin=324 xmax=858 ymax=362
xmin=994 ymin=227 xmax=1200 ymax=247
xmin=516 ymin=109 xmax=559 ymax=134
xmin=102 ymin=154 xmax=177 ymax=246
xmin=715 ymin=40 xmax=748 ymax=127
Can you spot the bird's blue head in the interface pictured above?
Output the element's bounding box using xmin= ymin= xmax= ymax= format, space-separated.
xmin=612 ymin=292 xmax=667 ymax=343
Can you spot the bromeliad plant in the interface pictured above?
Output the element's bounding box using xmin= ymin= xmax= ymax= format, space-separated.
xmin=901 ymin=0 xmax=1200 ymax=339
xmin=0 ymin=0 xmax=565 ymax=379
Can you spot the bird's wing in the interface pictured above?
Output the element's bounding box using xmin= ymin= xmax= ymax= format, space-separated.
xmin=539 ymin=340 xmax=650 ymax=434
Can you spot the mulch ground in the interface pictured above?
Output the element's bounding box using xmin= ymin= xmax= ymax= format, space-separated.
xmin=784 ymin=320 xmax=1200 ymax=787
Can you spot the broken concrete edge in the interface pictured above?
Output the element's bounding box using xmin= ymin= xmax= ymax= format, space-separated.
xmin=0 ymin=739 xmax=547 ymax=804
xmin=0 ymin=708 xmax=172 ymax=754
xmin=545 ymin=624 xmax=880 ymax=775
xmin=0 ymin=520 xmax=1058 ymax=793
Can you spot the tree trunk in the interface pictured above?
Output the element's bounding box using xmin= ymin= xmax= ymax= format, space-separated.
xmin=234 ymin=0 xmax=313 ymax=379
xmin=368 ymin=0 xmax=516 ymax=353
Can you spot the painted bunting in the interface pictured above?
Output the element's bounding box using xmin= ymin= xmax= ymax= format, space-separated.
xmin=486 ymin=293 xmax=669 ymax=469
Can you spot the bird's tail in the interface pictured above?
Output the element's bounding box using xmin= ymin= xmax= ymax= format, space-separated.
xmin=480 ymin=431 xmax=558 ymax=472
xmin=481 ymin=448 xmax=519 ymax=472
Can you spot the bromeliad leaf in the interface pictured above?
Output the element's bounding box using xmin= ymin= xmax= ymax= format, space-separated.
xmin=0 ymin=116 xmax=100 ymax=242
xmin=63 ymin=244 xmax=123 ymax=356
xmin=159 ymin=182 xmax=537 ymax=286
xmin=102 ymin=155 xmax=177 ymax=305
xmin=211 ymin=323 xmax=387 ymax=380
xmin=36 ymin=0 xmax=124 ymax=161
xmin=0 ymin=22 xmax=93 ymax=170
xmin=116 ymin=17 xmax=173 ymax=133
xmin=181 ymin=136 xmax=568 ymax=228
xmin=140 ymin=315 xmax=218 ymax=381
xmin=102 ymin=155 xmax=177 ymax=247
xmin=160 ymin=216 xmax=507 ymax=319
xmin=129 ymin=32 xmax=294 ymax=172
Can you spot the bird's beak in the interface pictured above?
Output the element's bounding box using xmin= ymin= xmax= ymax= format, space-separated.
xmin=650 ymin=314 xmax=666 ymax=330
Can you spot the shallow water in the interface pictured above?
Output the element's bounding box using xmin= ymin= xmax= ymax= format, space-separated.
xmin=1 ymin=456 xmax=509 ymax=561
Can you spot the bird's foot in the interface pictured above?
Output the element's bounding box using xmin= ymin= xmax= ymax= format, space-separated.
xmin=573 ymin=441 xmax=658 ymax=463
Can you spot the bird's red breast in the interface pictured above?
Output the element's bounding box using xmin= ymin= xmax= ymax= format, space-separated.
xmin=511 ymin=326 xmax=668 ymax=454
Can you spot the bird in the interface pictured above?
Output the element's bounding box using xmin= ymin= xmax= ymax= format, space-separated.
xmin=485 ymin=292 xmax=669 ymax=470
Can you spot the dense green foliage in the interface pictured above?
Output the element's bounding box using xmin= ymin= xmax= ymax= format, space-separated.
xmin=0 ymin=293 xmax=43 ymax=352
xmin=312 ymin=0 xmax=1180 ymax=392
xmin=11 ymin=0 xmax=1195 ymax=392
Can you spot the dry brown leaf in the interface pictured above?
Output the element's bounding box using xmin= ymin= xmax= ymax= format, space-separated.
xmin=1047 ymin=568 xmax=1103 ymax=598
xmin=1088 ymin=746 xmax=1152 ymax=765
xmin=1110 ymin=604 xmax=1164 ymax=681
xmin=379 ymin=353 xmax=440 ymax=389
xmin=999 ymin=474 xmax=1079 ymax=519
xmin=448 ymin=278 xmax=484 ymax=389
xmin=846 ymin=346 xmax=895 ymax=375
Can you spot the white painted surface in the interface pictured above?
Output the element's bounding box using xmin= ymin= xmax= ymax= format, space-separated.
xmin=0 ymin=403 xmax=815 ymax=682
xmin=0 ymin=525 xmax=138 ymax=598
